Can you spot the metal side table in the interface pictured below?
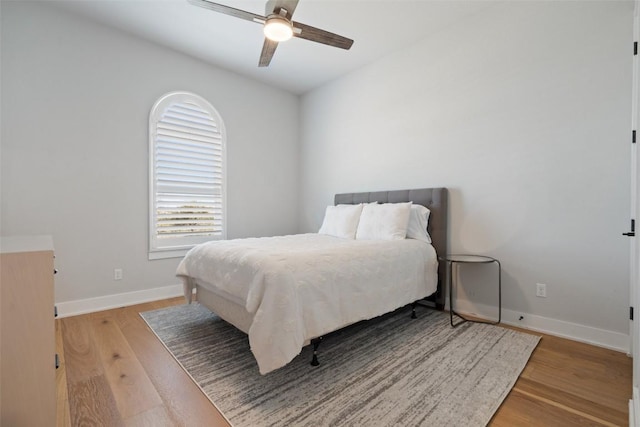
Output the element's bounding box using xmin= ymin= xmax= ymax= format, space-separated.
xmin=440 ymin=254 xmax=501 ymax=327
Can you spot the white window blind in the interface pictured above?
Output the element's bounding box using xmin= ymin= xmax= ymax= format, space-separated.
xmin=149 ymin=92 xmax=226 ymax=259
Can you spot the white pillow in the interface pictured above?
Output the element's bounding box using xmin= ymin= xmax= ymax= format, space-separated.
xmin=406 ymin=204 xmax=432 ymax=243
xmin=318 ymin=204 xmax=363 ymax=239
xmin=355 ymin=202 xmax=412 ymax=240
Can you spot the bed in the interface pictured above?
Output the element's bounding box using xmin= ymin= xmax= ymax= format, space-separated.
xmin=177 ymin=188 xmax=448 ymax=374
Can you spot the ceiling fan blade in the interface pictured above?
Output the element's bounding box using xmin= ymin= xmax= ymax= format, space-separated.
xmin=187 ymin=0 xmax=265 ymax=23
xmin=265 ymin=0 xmax=299 ymax=19
xmin=258 ymin=38 xmax=279 ymax=67
xmin=292 ymin=22 xmax=353 ymax=50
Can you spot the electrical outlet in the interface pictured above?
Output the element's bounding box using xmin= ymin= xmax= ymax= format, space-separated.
xmin=114 ymin=268 xmax=123 ymax=280
xmin=536 ymin=283 xmax=546 ymax=298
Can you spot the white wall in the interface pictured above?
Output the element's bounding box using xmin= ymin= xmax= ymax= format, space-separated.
xmin=300 ymin=1 xmax=633 ymax=338
xmin=1 ymin=1 xmax=299 ymax=303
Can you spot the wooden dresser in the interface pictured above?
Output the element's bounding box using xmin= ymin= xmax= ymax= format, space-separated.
xmin=1 ymin=236 xmax=56 ymax=426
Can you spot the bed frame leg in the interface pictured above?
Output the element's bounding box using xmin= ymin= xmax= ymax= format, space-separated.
xmin=310 ymin=337 xmax=323 ymax=366
xmin=411 ymin=302 xmax=417 ymax=319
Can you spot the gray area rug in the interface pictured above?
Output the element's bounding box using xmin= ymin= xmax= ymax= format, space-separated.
xmin=141 ymin=303 xmax=540 ymax=427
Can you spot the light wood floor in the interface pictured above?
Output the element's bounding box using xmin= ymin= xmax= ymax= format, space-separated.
xmin=56 ymin=297 xmax=632 ymax=426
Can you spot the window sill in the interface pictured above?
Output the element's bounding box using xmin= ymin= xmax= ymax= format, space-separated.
xmin=148 ymin=248 xmax=191 ymax=260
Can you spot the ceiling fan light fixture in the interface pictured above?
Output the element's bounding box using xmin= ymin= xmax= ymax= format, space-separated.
xmin=263 ymin=15 xmax=293 ymax=42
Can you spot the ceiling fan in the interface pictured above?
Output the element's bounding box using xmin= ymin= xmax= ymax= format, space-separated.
xmin=187 ymin=0 xmax=354 ymax=67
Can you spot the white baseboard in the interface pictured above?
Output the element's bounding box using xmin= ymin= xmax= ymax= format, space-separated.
xmin=56 ymin=284 xmax=185 ymax=318
xmin=57 ymin=286 xmax=630 ymax=353
xmin=449 ymin=298 xmax=630 ymax=353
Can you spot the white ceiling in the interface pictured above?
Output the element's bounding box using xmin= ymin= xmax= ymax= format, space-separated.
xmin=53 ymin=0 xmax=498 ymax=94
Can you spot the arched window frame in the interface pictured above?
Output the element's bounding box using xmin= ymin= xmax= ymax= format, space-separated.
xmin=148 ymin=91 xmax=227 ymax=260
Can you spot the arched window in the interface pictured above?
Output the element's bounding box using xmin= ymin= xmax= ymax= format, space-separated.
xmin=148 ymin=91 xmax=226 ymax=259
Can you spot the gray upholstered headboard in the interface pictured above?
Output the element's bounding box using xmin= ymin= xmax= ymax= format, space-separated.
xmin=334 ymin=188 xmax=449 ymax=308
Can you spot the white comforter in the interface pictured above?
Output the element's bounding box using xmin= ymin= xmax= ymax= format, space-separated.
xmin=176 ymin=233 xmax=438 ymax=374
